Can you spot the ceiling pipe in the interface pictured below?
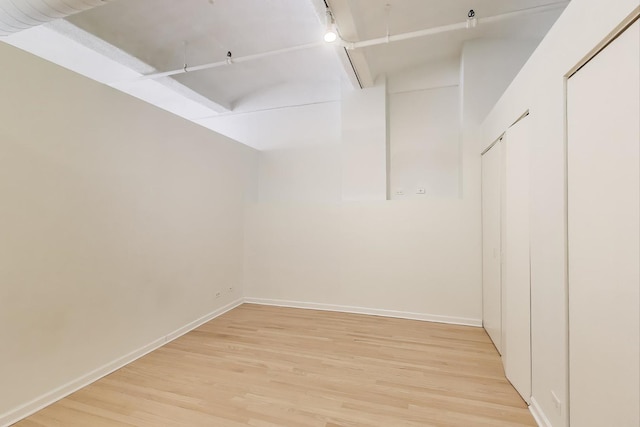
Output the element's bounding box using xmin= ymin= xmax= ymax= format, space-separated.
xmin=0 ymin=0 xmax=111 ymax=36
xmin=131 ymin=41 xmax=324 ymax=82
xmin=122 ymin=0 xmax=568 ymax=83
xmin=345 ymin=1 xmax=569 ymax=49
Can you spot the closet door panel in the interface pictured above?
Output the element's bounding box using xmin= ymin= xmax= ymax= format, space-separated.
xmin=503 ymin=117 xmax=532 ymax=403
xmin=568 ymin=20 xmax=640 ymax=427
xmin=482 ymin=140 xmax=503 ymax=353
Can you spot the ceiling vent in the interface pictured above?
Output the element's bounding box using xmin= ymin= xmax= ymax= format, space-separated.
xmin=0 ymin=0 xmax=111 ymax=36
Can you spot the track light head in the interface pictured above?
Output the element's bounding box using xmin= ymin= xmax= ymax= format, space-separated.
xmin=466 ymin=9 xmax=478 ymax=28
xmin=324 ymin=9 xmax=338 ymax=43
xmin=324 ymin=28 xmax=338 ymax=43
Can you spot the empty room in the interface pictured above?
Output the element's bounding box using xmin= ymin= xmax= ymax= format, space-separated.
xmin=1 ymin=0 xmax=638 ymax=426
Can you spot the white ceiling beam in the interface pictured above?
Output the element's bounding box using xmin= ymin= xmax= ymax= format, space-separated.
xmin=49 ymin=20 xmax=232 ymax=113
xmin=3 ymin=20 xmax=232 ymax=113
xmin=309 ymin=0 xmax=363 ymax=89
xmin=327 ymin=0 xmax=374 ymax=88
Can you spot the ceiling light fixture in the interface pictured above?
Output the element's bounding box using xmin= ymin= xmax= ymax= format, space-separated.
xmin=324 ymin=9 xmax=338 ymax=43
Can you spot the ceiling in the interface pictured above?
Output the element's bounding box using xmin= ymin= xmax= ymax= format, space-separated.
xmin=1 ymin=0 xmax=569 ymax=147
xmin=66 ymin=0 xmax=342 ymax=114
xmin=346 ymin=0 xmax=569 ymax=78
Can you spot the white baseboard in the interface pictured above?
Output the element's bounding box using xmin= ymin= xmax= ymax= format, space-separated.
xmin=529 ymin=397 xmax=553 ymax=427
xmin=244 ymin=297 xmax=482 ymax=327
xmin=0 ymin=298 xmax=243 ymax=427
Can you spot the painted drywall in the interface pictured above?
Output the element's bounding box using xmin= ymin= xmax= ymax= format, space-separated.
xmin=389 ymin=85 xmax=460 ymax=199
xmin=196 ymin=101 xmax=343 ymax=203
xmin=341 ymin=83 xmax=388 ymax=201
xmin=197 ymin=101 xmax=341 ymax=151
xmin=461 ymin=38 xmax=540 ymax=131
xmin=387 ymin=58 xmax=460 ymax=94
xmin=480 ymin=2 xmax=640 ymax=426
xmin=251 ymin=60 xmax=463 ymax=204
xmin=258 ymin=143 xmax=342 ymax=202
xmin=255 ymin=102 xmax=342 ymax=203
xmin=242 ymin=60 xmax=481 ymax=322
xmin=388 ymin=58 xmax=462 ymax=200
xmin=0 ymin=42 xmax=257 ymax=419
xmin=243 ymin=200 xmax=482 ymax=324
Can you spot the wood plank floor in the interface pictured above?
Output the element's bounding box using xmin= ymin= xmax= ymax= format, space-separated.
xmin=15 ymin=304 xmax=535 ymax=427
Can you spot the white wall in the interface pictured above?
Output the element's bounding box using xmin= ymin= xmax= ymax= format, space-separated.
xmin=388 ymin=58 xmax=462 ymax=200
xmin=460 ymin=37 xmax=541 ymax=212
xmin=480 ymin=2 xmax=639 ymax=426
xmin=256 ymin=102 xmax=342 ymax=203
xmin=461 ymin=38 xmax=540 ymax=130
xmin=0 ymin=42 xmax=257 ymax=420
xmin=258 ymin=144 xmax=342 ymax=202
xmin=389 ymin=85 xmax=460 ymax=199
xmin=341 ymin=83 xmax=388 ymax=201
xmin=387 ymin=58 xmax=460 ymax=94
xmin=239 ymin=56 xmax=477 ymax=323
xmin=198 ymin=101 xmax=340 ymax=152
xmin=198 ymin=101 xmax=343 ymax=203
xmin=244 ymin=200 xmax=482 ymax=324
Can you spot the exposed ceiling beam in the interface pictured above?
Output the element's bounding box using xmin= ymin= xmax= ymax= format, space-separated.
xmin=46 ymin=20 xmax=231 ymax=112
xmin=309 ymin=0 xmax=363 ymax=89
xmin=326 ymin=0 xmax=375 ymax=87
xmin=2 ymin=20 xmax=232 ymax=115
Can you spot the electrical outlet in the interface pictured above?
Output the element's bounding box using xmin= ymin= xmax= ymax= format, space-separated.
xmin=416 ymin=188 xmax=426 ymax=194
xmin=395 ymin=189 xmax=404 ymax=196
xmin=215 ymin=291 xmax=221 ymax=299
xmin=228 ymin=286 xmax=234 ymax=293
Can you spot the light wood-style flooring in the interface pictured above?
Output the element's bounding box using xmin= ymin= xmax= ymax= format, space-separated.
xmin=15 ymin=304 xmax=535 ymax=426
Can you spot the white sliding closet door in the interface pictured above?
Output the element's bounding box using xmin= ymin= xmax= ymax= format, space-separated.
xmin=482 ymin=139 xmax=503 ymax=353
xmin=503 ymin=116 xmax=531 ymax=403
xmin=568 ymin=20 xmax=639 ymax=427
